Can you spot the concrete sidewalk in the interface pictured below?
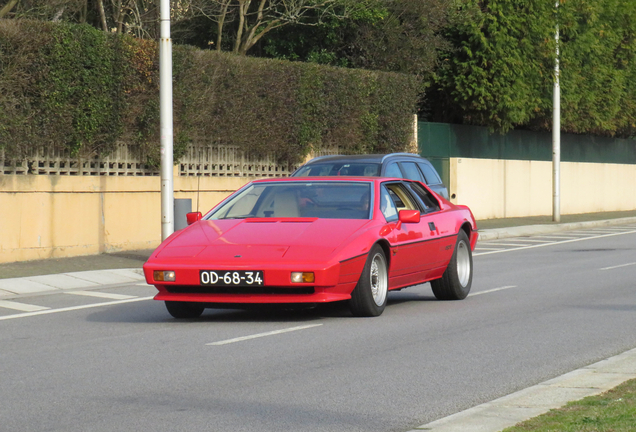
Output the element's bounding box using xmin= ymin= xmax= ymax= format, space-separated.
xmin=476 ymin=209 xmax=636 ymax=241
xmin=0 ymin=268 xmax=146 ymax=298
xmin=1 ymin=209 xmax=636 ymax=432
xmin=0 ymin=250 xmax=151 ymax=298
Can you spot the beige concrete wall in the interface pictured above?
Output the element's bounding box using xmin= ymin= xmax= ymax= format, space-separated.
xmin=450 ymin=158 xmax=636 ymax=220
xmin=0 ymin=174 xmax=256 ymax=263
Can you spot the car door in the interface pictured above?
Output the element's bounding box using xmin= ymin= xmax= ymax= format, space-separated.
xmin=378 ymin=182 xmax=434 ymax=288
xmin=405 ymin=181 xmax=456 ymax=277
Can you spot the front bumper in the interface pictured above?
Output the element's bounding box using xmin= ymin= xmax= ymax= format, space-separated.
xmin=144 ymin=255 xmax=367 ymax=305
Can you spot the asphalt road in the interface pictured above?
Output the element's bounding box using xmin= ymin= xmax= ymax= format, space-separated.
xmin=1 ymin=227 xmax=636 ymax=432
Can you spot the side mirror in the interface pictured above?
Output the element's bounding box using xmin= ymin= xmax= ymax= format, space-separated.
xmin=186 ymin=212 xmax=202 ymax=225
xmin=398 ymin=209 xmax=421 ymax=224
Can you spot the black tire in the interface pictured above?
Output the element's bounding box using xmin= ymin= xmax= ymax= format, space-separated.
xmin=431 ymin=229 xmax=473 ymax=300
xmin=349 ymin=245 xmax=389 ymax=317
xmin=165 ymin=301 xmax=205 ymax=319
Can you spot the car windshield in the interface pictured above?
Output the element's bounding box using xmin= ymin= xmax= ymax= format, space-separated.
xmin=293 ymin=162 xmax=381 ymax=177
xmin=208 ymin=182 xmax=372 ymax=220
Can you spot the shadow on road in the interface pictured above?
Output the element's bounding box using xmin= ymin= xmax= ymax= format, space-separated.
xmin=85 ymin=283 xmax=438 ymax=324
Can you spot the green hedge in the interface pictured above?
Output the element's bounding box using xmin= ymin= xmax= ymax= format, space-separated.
xmin=0 ymin=20 xmax=420 ymax=166
xmin=0 ymin=20 xmax=157 ymax=159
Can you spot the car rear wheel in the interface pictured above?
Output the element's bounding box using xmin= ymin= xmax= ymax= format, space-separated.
xmin=431 ymin=229 xmax=472 ymax=300
xmin=349 ymin=245 xmax=388 ymax=317
xmin=165 ymin=301 xmax=205 ymax=319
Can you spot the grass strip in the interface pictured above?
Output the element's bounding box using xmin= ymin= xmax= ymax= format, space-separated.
xmin=503 ymin=378 xmax=636 ymax=431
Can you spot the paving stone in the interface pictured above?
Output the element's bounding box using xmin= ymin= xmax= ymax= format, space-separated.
xmin=26 ymin=274 xmax=99 ymax=290
xmin=0 ymin=278 xmax=61 ymax=295
xmin=65 ymin=269 xmax=143 ymax=285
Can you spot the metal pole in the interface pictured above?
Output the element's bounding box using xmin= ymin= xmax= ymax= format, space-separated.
xmin=552 ymin=1 xmax=561 ymax=222
xmin=160 ymin=0 xmax=174 ymax=240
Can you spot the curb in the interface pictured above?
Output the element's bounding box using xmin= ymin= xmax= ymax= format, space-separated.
xmin=478 ymin=216 xmax=636 ymax=241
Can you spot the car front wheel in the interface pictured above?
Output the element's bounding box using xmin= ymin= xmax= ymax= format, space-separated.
xmin=431 ymin=229 xmax=473 ymax=300
xmin=349 ymin=245 xmax=389 ymax=317
xmin=165 ymin=301 xmax=205 ymax=319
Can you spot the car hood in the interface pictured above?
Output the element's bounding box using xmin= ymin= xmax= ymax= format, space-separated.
xmin=156 ymin=218 xmax=371 ymax=262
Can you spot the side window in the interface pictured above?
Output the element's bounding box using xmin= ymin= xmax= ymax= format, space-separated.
xmin=418 ymin=162 xmax=442 ymax=185
xmin=384 ymin=162 xmax=403 ymax=179
xmin=408 ymin=182 xmax=441 ymax=213
xmin=399 ymin=162 xmax=425 ymax=182
xmin=383 ymin=183 xmax=421 ymax=213
xmin=380 ymin=186 xmax=398 ymax=222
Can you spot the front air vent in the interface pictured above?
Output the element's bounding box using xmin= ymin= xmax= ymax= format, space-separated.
xmin=166 ymin=285 xmax=315 ymax=295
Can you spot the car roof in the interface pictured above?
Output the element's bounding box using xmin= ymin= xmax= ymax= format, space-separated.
xmin=251 ymin=176 xmax=402 ymax=184
xmin=302 ymin=153 xmax=430 ymax=165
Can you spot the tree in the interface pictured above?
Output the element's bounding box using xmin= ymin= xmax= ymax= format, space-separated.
xmin=259 ymin=0 xmax=453 ymax=78
xmin=174 ymin=0 xmax=353 ymax=54
xmin=428 ymin=0 xmax=636 ymax=137
xmin=342 ymin=0 xmax=451 ymax=75
xmin=0 ymin=0 xmax=159 ymax=38
xmin=557 ymin=0 xmax=636 ymax=137
xmin=428 ymin=0 xmax=555 ymax=132
xmin=0 ymin=0 xmax=86 ymax=21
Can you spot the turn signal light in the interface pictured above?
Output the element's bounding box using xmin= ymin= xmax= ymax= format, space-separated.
xmin=291 ymin=272 xmax=315 ymax=283
xmin=154 ymin=270 xmax=176 ymax=282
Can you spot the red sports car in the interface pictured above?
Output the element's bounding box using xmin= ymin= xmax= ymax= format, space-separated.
xmin=143 ymin=177 xmax=478 ymax=318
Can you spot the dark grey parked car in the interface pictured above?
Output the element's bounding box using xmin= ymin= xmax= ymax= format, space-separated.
xmin=291 ymin=153 xmax=449 ymax=199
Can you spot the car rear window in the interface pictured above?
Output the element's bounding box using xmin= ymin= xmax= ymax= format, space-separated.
xmin=384 ymin=162 xmax=403 ymax=178
xmin=292 ymin=163 xmax=381 ymax=177
xmin=400 ymin=162 xmax=425 ymax=183
xmin=418 ymin=162 xmax=442 ymax=185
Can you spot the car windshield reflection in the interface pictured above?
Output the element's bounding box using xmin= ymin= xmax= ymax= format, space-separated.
xmin=208 ymin=182 xmax=372 ymax=220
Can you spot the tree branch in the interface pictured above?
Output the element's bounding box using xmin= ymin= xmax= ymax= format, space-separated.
xmin=97 ymin=0 xmax=108 ymax=31
xmin=0 ymin=0 xmax=20 ymax=19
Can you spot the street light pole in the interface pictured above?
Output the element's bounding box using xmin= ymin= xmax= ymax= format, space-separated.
xmin=552 ymin=1 xmax=561 ymax=223
xmin=159 ymin=0 xmax=174 ymax=240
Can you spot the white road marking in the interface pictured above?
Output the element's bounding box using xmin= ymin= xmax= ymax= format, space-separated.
xmin=477 ymin=242 xmax=533 ymax=247
xmin=475 ymin=247 xmax=505 ymax=251
xmin=0 ymin=296 xmax=154 ymax=321
xmin=66 ymin=290 xmax=135 ymax=300
xmin=532 ymin=235 xmax=579 ymax=239
xmin=600 ymin=262 xmax=636 ymax=271
xmin=470 ymin=286 xmax=517 ymax=296
xmin=569 ymin=230 xmax=617 ymax=235
xmin=474 ymin=230 xmax=636 ymax=256
xmin=0 ymin=300 xmax=50 ymax=312
xmin=505 ymin=239 xmax=554 ymax=243
xmin=207 ymin=323 xmax=323 ymax=346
